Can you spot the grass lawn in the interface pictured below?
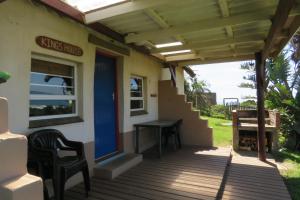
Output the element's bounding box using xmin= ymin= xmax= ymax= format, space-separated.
xmin=202 ymin=116 xmax=232 ymax=147
xmin=273 ymin=149 xmax=300 ymax=200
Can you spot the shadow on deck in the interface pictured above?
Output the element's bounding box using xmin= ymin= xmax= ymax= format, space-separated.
xmin=64 ymin=148 xmax=291 ymax=200
xmin=221 ymin=151 xmax=291 ymax=200
xmin=65 ymin=147 xmax=231 ymax=200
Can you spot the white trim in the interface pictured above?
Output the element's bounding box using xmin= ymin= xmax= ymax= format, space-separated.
xmin=31 ymin=72 xmax=74 ymax=79
xmin=30 ymin=95 xmax=76 ymax=100
xmin=130 ymin=97 xmax=144 ymax=100
xmin=32 ymin=54 xmax=77 ymax=67
xmin=30 ymin=54 xmax=78 ymax=120
xmin=30 ymin=114 xmax=77 ymax=121
xmin=31 ymin=83 xmax=74 ymax=89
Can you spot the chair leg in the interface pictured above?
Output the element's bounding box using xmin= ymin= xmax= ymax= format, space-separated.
xmin=43 ymin=180 xmax=50 ymax=200
xmin=82 ymin=165 xmax=90 ymax=197
xmin=164 ymin=134 xmax=168 ymax=148
xmin=53 ymin=177 xmax=60 ymax=200
xmin=59 ymin=176 xmax=66 ymax=200
xmin=173 ymin=134 xmax=177 ymax=151
xmin=176 ymin=131 xmax=182 ymax=149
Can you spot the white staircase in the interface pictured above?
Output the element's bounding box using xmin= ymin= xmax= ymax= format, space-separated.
xmin=0 ymin=98 xmax=43 ymax=200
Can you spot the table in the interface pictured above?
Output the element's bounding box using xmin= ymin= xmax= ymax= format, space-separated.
xmin=134 ymin=120 xmax=181 ymax=158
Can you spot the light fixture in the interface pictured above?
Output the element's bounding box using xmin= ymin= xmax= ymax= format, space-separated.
xmin=155 ymin=42 xmax=183 ymax=48
xmin=64 ymin=0 xmax=127 ymax=12
xmin=160 ymin=49 xmax=191 ymax=56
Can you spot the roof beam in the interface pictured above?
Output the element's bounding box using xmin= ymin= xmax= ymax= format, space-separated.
xmin=145 ymin=9 xmax=169 ymax=29
xmin=177 ymin=55 xmax=254 ymax=66
xmin=144 ymin=8 xmax=185 ymax=43
xmin=85 ymin=0 xmax=173 ymax=24
xmin=218 ymin=0 xmax=233 ymax=37
xmin=151 ymin=35 xmax=264 ymax=54
xmin=262 ymin=0 xmax=296 ymax=59
xmin=271 ymin=15 xmax=300 ymax=57
xmin=183 ymin=66 xmax=196 ymax=78
xmin=218 ymin=0 xmax=236 ymax=55
xmin=125 ymin=10 xmax=273 ymax=43
xmin=165 ymin=49 xmax=260 ymax=62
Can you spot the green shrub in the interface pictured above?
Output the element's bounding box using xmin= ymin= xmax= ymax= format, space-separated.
xmin=209 ymin=105 xmax=231 ymax=119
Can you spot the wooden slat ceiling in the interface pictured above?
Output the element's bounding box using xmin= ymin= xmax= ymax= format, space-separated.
xmin=83 ymin=0 xmax=300 ymax=66
xmin=46 ymin=0 xmax=300 ymax=66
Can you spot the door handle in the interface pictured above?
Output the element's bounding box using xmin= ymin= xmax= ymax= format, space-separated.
xmin=112 ymin=93 xmax=115 ymax=101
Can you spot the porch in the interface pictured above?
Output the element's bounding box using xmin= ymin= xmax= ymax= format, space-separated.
xmin=64 ymin=147 xmax=290 ymax=200
xmin=1 ymin=0 xmax=300 ymax=199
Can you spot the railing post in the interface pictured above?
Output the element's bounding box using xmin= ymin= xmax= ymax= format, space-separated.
xmin=255 ymin=52 xmax=266 ymax=161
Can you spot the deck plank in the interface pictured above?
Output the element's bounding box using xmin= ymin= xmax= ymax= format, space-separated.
xmin=65 ymin=147 xmax=231 ymax=200
xmin=221 ymin=152 xmax=291 ymax=200
xmin=65 ymin=147 xmax=291 ymax=200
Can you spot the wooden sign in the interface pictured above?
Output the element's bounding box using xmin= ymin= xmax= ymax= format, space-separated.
xmin=36 ymin=36 xmax=83 ymax=56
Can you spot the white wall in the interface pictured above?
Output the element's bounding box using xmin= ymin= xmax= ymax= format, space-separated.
xmin=161 ymin=67 xmax=185 ymax=95
xmin=123 ymin=52 xmax=161 ymax=132
xmin=0 ymin=0 xmax=163 ymax=150
xmin=176 ymin=67 xmax=185 ymax=95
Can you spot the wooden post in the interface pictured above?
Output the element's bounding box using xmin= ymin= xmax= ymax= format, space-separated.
xmin=168 ymin=65 xmax=177 ymax=87
xmin=255 ymin=52 xmax=266 ymax=161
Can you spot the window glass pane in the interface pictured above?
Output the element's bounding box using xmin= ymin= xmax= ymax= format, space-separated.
xmin=130 ymin=77 xmax=143 ymax=97
xmin=30 ymin=85 xmax=74 ymax=95
xmin=30 ymin=100 xmax=75 ymax=117
xmin=130 ymin=100 xmax=143 ymax=110
xmin=31 ymin=59 xmax=74 ymax=77
xmin=31 ymin=73 xmax=74 ymax=87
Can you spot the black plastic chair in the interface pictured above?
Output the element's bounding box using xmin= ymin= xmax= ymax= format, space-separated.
xmin=27 ymin=129 xmax=90 ymax=200
xmin=162 ymin=119 xmax=183 ymax=150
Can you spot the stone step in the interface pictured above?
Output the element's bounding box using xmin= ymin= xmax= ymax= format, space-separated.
xmin=0 ymin=133 xmax=28 ymax=182
xmin=94 ymin=154 xmax=142 ymax=180
xmin=0 ymin=173 xmax=43 ymax=200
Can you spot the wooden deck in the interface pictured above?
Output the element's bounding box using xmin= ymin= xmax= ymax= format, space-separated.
xmin=65 ymin=147 xmax=231 ymax=200
xmin=64 ymin=148 xmax=291 ymax=200
xmin=221 ymin=152 xmax=291 ymax=200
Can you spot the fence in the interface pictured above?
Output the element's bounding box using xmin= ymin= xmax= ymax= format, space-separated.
xmin=226 ymin=104 xmax=257 ymax=112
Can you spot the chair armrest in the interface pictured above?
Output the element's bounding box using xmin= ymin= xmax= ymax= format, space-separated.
xmin=59 ymin=146 xmax=77 ymax=151
xmin=60 ymin=139 xmax=85 ymax=158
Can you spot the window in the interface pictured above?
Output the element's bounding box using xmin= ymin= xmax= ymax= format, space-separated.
xmin=130 ymin=76 xmax=145 ymax=111
xmin=29 ymin=55 xmax=78 ymax=120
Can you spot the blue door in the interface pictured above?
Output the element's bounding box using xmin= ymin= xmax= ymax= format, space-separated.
xmin=94 ymin=54 xmax=117 ymax=159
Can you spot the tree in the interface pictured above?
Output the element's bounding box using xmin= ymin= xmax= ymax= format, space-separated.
xmin=239 ymin=32 xmax=300 ymax=150
xmin=238 ymin=61 xmax=256 ymax=89
xmin=184 ymin=77 xmax=211 ymax=115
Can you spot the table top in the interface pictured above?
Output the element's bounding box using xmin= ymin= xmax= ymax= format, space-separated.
xmin=134 ymin=120 xmax=178 ymax=128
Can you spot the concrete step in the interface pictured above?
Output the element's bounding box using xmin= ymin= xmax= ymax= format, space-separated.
xmin=0 ymin=133 xmax=28 ymax=182
xmin=94 ymin=154 xmax=142 ymax=180
xmin=0 ymin=173 xmax=43 ymax=200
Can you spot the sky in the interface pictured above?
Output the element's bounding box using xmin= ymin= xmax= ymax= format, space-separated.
xmin=189 ymin=61 xmax=257 ymax=105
